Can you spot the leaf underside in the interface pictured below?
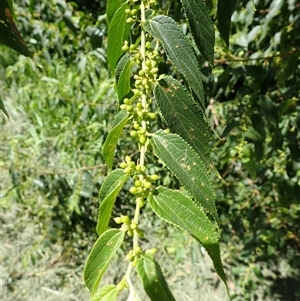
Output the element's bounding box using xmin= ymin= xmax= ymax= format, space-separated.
xmin=91 ymin=284 xmax=119 ymax=301
xmin=137 ymin=254 xmax=176 ymax=301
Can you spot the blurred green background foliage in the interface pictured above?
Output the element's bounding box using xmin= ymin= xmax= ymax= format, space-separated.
xmin=1 ymin=0 xmax=299 ymax=300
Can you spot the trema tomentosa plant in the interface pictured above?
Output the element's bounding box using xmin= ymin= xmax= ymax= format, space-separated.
xmin=0 ymin=0 xmax=237 ymax=299
xmin=83 ymin=0 xmax=234 ymax=300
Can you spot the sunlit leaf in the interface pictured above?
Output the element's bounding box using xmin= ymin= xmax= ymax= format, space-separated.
xmin=116 ymin=55 xmax=131 ymax=102
xmin=106 ymin=0 xmax=126 ymax=24
xmin=151 ymin=130 xmax=217 ymax=219
xmin=107 ymin=3 xmax=131 ymax=70
xmin=148 ymin=187 xmax=228 ymax=293
xmin=154 ymin=76 xmax=213 ymax=171
xmin=84 ymin=229 xmax=125 ymax=296
xmin=102 ymin=110 xmax=130 ymax=169
xmin=91 ymin=284 xmax=119 ymax=301
xmin=96 ymin=169 xmax=130 ymax=236
xmin=137 ymin=254 xmax=176 ymax=301
xmin=144 ymin=15 xmax=205 ymax=109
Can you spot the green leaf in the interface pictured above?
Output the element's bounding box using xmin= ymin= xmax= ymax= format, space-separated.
xmin=151 ymin=130 xmax=217 ymax=219
xmin=102 ymin=110 xmax=130 ymax=169
xmin=107 ymin=3 xmax=131 ymax=71
xmin=144 ymin=15 xmax=205 ymax=109
xmin=96 ymin=169 xmax=130 ymax=236
xmin=116 ymin=55 xmax=131 ymax=102
xmin=0 ymin=0 xmax=32 ymax=57
xmin=115 ymin=53 xmax=130 ymax=83
xmin=148 ymin=187 xmax=228 ymax=293
xmin=217 ymin=0 xmax=239 ymax=46
xmin=257 ymin=95 xmax=278 ymax=128
xmin=154 ymin=76 xmax=213 ymax=170
xmin=91 ymin=284 xmax=119 ymax=301
xmin=137 ymin=254 xmax=176 ymax=301
xmin=0 ymin=98 xmax=9 ymax=117
xmin=106 ymin=0 xmax=126 ymax=24
xmin=84 ymin=229 xmax=125 ymax=296
xmin=180 ymin=0 xmax=214 ymax=64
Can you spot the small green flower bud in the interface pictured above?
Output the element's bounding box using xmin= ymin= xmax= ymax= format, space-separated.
xmin=125 ymin=156 xmax=131 ymax=163
xmin=146 ymin=248 xmax=157 ymax=254
xmin=121 ymin=215 xmax=130 ymax=224
xmin=144 ymin=181 xmax=151 ymax=189
xmin=119 ymin=162 xmax=127 ymax=169
xmin=139 ymin=135 xmax=146 ymax=145
xmin=148 ymin=112 xmax=156 ymax=120
xmin=150 ymin=174 xmax=159 ymax=181
xmin=135 ymin=79 xmax=142 ymax=86
xmin=130 ymin=222 xmax=138 ymax=230
xmin=133 ymin=122 xmax=140 ymax=130
xmin=129 ymin=186 xmax=138 ymax=194
xmin=135 ymin=180 xmax=142 ymax=187
xmin=128 ymin=161 xmax=136 ymax=168
xmin=127 ymin=228 xmax=134 ymax=237
xmin=124 ymin=167 xmax=132 ymax=174
xmin=122 ymin=45 xmax=129 ymax=52
xmin=135 ymin=165 xmax=141 ymax=171
xmin=114 ymin=217 xmax=122 ymax=224
xmin=145 ymin=41 xmax=151 ymax=48
xmin=139 ymin=128 xmax=146 ymax=134
xmin=138 ymin=70 xmax=145 ymax=76
xmin=130 ymin=44 xmax=137 ymax=50
xmin=123 ymin=98 xmax=130 ymax=104
xmin=130 ymin=130 xmax=138 ymax=137
xmin=120 ymin=104 xmax=127 ymax=110
xmin=126 ymin=17 xmax=134 ymax=24
xmin=150 ymin=67 xmax=159 ymax=74
xmin=125 ymin=8 xmax=131 ymax=14
xmin=137 ymin=229 xmax=145 ymax=238
xmin=127 ymin=105 xmax=133 ymax=112
xmin=131 ymin=9 xmax=138 ymax=15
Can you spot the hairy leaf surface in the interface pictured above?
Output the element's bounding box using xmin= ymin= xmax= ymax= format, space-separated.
xmin=106 ymin=0 xmax=126 ymax=24
xmin=180 ymin=0 xmax=214 ymax=64
xmin=148 ymin=187 xmax=228 ymax=292
xmin=137 ymin=254 xmax=176 ymax=301
xmin=151 ymin=130 xmax=217 ymax=218
xmin=116 ymin=56 xmax=131 ymax=102
xmin=102 ymin=110 xmax=129 ymax=169
xmin=84 ymin=229 xmax=125 ymax=295
xmin=107 ymin=3 xmax=131 ymax=70
xmin=91 ymin=284 xmax=119 ymax=301
xmin=154 ymin=76 xmax=212 ymax=170
xmin=144 ymin=15 xmax=205 ymax=108
xmin=97 ymin=169 xmax=130 ymax=236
